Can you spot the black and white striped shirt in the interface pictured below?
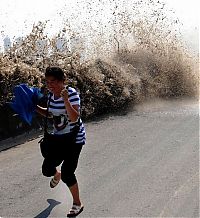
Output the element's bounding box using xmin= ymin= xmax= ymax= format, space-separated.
xmin=48 ymin=86 xmax=86 ymax=145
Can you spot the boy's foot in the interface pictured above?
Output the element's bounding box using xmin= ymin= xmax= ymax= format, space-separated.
xmin=50 ymin=172 xmax=61 ymax=188
xmin=67 ymin=204 xmax=84 ymax=217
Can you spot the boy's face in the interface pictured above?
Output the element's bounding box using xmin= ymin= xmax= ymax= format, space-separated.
xmin=45 ymin=76 xmax=64 ymax=95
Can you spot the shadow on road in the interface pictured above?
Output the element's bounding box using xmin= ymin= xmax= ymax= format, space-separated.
xmin=34 ymin=199 xmax=61 ymax=218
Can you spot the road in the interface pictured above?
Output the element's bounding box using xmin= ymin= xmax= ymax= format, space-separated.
xmin=0 ymin=98 xmax=199 ymax=217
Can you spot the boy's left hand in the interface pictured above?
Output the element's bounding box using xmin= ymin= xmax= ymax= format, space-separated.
xmin=61 ymin=89 xmax=68 ymax=101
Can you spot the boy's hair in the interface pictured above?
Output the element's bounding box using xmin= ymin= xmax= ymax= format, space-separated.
xmin=45 ymin=66 xmax=65 ymax=81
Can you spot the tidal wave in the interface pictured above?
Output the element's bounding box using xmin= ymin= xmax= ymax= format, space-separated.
xmin=0 ymin=0 xmax=198 ymax=119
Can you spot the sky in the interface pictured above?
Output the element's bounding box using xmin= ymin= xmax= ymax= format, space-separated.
xmin=0 ymin=0 xmax=199 ymax=52
xmin=166 ymin=0 xmax=199 ymax=53
xmin=166 ymin=0 xmax=199 ymax=26
xmin=0 ymin=0 xmax=67 ymax=38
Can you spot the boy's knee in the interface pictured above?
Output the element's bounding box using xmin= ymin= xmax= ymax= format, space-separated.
xmin=42 ymin=161 xmax=56 ymax=177
xmin=61 ymin=173 xmax=77 ymax=187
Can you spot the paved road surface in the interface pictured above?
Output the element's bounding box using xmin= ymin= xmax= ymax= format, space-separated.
xmin=0 ymin=98 xmax=199 ymax=217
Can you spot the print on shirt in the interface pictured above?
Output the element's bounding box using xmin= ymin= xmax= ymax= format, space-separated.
xmin=53 ymin=114 xmax=68 ymax=131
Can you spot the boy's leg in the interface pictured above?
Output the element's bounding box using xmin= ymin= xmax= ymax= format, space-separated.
xmin=61 ymin=144 xmax=84 ymax=216
xmin=69 ymin=182 xmax=81 ymax=205
xmin=61 ymin=144 xmax=83 ymax=203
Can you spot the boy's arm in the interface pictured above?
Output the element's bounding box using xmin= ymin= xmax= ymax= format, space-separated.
xmin=36 ymin=105 xmax=47 ymax=117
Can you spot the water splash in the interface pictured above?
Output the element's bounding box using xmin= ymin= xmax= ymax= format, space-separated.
xmin=0 ymin=0 xmax=198 ymax=118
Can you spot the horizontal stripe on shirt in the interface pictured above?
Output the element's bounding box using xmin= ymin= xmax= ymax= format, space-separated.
xmin=47 ymin=86 xmax=86 ymax=144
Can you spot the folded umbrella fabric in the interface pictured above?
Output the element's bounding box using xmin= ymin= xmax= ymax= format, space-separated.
xmin=9 ymin=84 xmax=43 ymax=125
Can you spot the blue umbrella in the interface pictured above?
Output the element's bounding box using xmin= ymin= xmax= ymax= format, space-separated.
xmin=9 ymin=84 xmax=43 ymax=125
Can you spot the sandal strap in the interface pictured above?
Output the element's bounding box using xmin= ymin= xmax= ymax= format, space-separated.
xmin=70 ymin=204 xmax=81 ymax=212
xmin=52 ymin=178 xmax=59 ymax=185
xmin=50 ymin=177 xmax=60 ymax=188
xmin=67 ymin=204 xmax=84 ymax=217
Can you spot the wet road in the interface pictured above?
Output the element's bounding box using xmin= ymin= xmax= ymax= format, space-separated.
xmin=0 ymin=98 xmax=199 ymax=217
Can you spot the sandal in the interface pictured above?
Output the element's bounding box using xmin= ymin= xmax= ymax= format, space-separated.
xmin=67 ymin=204 xmax=84 ymax=217
xmin=50 ymin=176 xmax=60 ymax=188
